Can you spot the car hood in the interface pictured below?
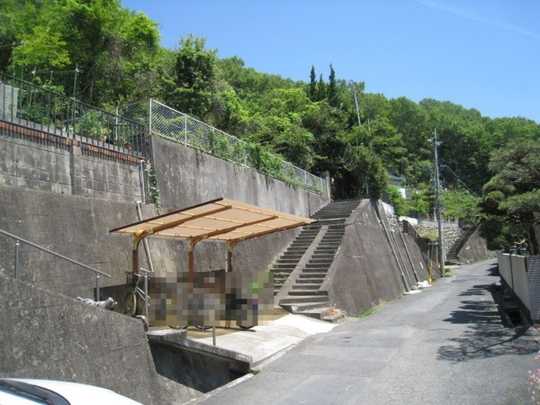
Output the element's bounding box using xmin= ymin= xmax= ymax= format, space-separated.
xmin=7 ymin=379 xmax=142 ymax=405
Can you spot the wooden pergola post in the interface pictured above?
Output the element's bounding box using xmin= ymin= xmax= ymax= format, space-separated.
xmin=132 ymin=231 xmax=146 ymax=277
xmin=226 ymin=241 xmax=236 ymax=273
xmin=110 ymin=197 xmax=316 ymax=330
xmin=187 ymin=238 xmax=199 ymax=288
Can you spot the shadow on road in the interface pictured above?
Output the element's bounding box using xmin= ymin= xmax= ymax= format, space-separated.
xmin=438 ymin=266 xmax=540 ymax=362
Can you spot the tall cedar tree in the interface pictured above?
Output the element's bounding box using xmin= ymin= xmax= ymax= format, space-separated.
xmin=308 ymin=65 xmax=317 ymax=101
xmin=328 ymin=64 xmax=338 ymax=107
xmin=316 ymin=73 xmax=326 ymax=101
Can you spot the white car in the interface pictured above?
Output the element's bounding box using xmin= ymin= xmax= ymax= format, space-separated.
xmin=0 ymin=379 xmax=142 ymax=405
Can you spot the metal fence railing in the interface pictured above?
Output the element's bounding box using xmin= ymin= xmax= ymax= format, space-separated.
xmin=0 ymin=78 xmax=328 ymax=194
xmin=0 ymin=76 xmax=148 ymax=158
xmin=149 ymin=99 xmax=328 ymax=195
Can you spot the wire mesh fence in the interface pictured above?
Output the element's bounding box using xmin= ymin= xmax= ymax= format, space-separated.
xmin=149 ymin=99 xmax=327 ymax=194
xmin=0 ymin=76 xmax=327 ymax=195
xmin=0 ymin=75 xmax=148 ymax=158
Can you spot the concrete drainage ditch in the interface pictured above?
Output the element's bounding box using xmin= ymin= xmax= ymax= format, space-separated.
xmin=147 ymin=329 xmax=251 ymax=394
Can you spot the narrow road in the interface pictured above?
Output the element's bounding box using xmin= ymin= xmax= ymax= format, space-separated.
xmin=201 ymin=260 xmax=540 ymax=404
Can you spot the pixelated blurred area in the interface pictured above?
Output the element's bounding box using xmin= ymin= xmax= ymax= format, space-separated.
xmin=149 ymin=269 xmax=273 ymax=329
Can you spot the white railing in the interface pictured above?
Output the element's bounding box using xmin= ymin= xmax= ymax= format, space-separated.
xmin=149 ymin=99 xmax=328 ymax=195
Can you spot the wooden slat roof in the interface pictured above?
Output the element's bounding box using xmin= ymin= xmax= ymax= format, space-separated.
xmin=110 ymin=198 xmax=315 ymax=242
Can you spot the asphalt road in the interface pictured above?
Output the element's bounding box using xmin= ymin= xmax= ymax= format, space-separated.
xmin=201 ymin=260 xmax=540 ymax=405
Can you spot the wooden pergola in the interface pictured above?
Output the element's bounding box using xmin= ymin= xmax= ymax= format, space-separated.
xmin=110 ymin=197 xmax=315 ymax=282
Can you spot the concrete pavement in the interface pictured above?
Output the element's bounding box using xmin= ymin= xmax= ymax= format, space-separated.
xmin=192 ymin=313 xmax=337 ymax=367
xmin=199 ymin=260 xmax=540 ymax=404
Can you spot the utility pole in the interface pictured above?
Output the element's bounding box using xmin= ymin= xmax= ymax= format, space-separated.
xmin=72 ymin=64 xmax=79 ymax=100
xmin=349 ymin=81 xmax=366 ymax=197
xmin=432 ymin=129 xmax=445 ymax=276
xmin=351 ymin=83 xmax=361 ymax=127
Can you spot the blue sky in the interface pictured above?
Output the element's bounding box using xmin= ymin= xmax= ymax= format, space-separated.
xmin=122 ymin=0 xmax=539 ymax=122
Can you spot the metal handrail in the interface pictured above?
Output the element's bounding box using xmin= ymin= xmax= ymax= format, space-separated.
xmin=0 ymin=228 xmax=110 ymax=277
xmin=0 ymin=228 xmax=111 ymax=300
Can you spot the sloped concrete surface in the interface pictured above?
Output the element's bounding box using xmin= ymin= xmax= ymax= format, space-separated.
xmin=193 ymin=314 xmax=336 ymax=367
xmin=324 ymin=200 xmax=406 ymax=315
xmin=457 ymin=227 xmax=493 ymax=264
xmin=200 ymin=260 xmax=540 ymax=405
xmin=0 ymin=274 xmax=199 ymax=405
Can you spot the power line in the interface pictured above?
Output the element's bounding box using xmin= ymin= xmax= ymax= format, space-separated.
xmin=440 ymin=163 xmax=478 ymax=196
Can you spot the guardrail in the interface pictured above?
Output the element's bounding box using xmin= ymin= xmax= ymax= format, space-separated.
xmin=0 ymin=228 xmax=111 ymax=300
xmin=498 ymin=252 xmax=540 ymax=321
xmin=149 ymin=99 xmax=328 ymax=195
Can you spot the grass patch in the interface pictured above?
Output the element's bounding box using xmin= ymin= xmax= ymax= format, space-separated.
xmin=356 ymin=302 xmax=385 ymax=318
xmin=442 ymin=266 xmax=455 ymax=277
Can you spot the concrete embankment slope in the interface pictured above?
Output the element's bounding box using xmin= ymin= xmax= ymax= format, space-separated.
xmin=456 ymin=227 xmax=493 ymax=264
xmin=322 ymin=199 xmax=429 ymax=316
xmin=0 ymin=273 xmax=199 ymax=404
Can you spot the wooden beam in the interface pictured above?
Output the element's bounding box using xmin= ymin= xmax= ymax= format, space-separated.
xmin=225 ymin=220 xmax=310 ymax=243
xmin=109 ymin=197 xmax=225 ymax=233
xmin=149 ymin=205 xmax=232 ymax=235
xmin=191 ymin=215 xmax=278 ymax=244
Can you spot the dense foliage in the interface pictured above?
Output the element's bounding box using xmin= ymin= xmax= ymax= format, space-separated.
xmin=479 ymin=141 xmax=540 ymax=253
xmin=1 ymin=0 xmax=540 ymax=245
xmin=1 ymin=0 xmax=162 ymax=107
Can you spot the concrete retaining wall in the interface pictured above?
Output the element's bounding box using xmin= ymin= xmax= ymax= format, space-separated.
xmin=0 ymin=273 xmax=198 ymax=404
xmin=322 ymin=200 xmax=429 ymax=316
xmin=0 ymin=134 xmax=327 ymax=311
xmin=0 ymin=132 xmax=144 ymax=203
xmin=151 ymin=135 xmax=328 ymax=215
xmin=415 ymin=221 xmax=463 ymax=259
xmin=0 ymin=186 xmax=160 ymax=298
xmin=0 ymin=185 xmax=296 ymax=312
xmin=498 ymin=253 xmax=540 ymax=321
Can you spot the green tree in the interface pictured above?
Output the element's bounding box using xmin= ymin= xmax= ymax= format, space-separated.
xmin=4 ymin=0 xmax=160 ymax=106
xmin=341 ymin=143 xmax=388 ymax=199
xmin=0 ymin=0 xmax=43 ymax=72
xmin=248 ymin=87 xmax=316 ymax=168
xmin=164 ymin=36 xmax=217 ymax=118
xmin=409 ymin=186 xmax=433 ymax=216
xmin=308 ymin=65 xmax=317 ymax=101
xmin=442 ymin=189 xmax=480 ymax=224
xmin=5 ymin=0 xmax=540 ymax=215
xmin=327 ymin=64 xmax=338 ymax=107
xmin=316 ymin=73 xmax=326 ymax=101
xmin=480 ymin=140 xmax=540 ymax=252
xmin=386 ymin=186 xmax=411 ymax=216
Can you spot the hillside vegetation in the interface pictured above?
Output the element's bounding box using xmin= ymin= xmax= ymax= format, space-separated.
xmin=1 ymin=0 xmax=539 ymax=250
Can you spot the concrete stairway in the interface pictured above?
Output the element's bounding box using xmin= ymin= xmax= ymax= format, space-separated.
xmin=274 ymin=200 xmax=360 ymax=320
xmin=271 ymin=225 xmax=321 ymax=295
xmin=445 ymin=226 xmax=475 ymax=264
xmin=311 ymin=200 xmax=361 ymax=221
